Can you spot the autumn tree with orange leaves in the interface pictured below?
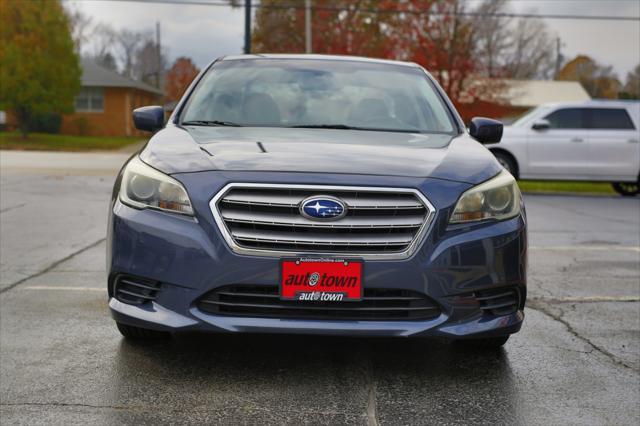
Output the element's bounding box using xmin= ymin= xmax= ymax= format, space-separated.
xmin=252 ymin=0 xmax=396 ymax=58
xmin=557 ymin=55 xmax=621 ymax=99
xmin=389 ymin=1 xmax=476 ymax=105
xmin=164 ymin=57 xmax=200 ymax=103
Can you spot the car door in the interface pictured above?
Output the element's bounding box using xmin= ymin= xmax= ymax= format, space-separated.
xmin=526 ymin=107 xmax=591 ymax=178
xmin=586 ymin=107 xmax=640 ymax=180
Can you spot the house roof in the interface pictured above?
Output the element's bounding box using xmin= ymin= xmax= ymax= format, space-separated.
xmin=80 ymin=58 xmax=163 ymax=95
xmin=501 ymin=79 xmax=590 ymax=107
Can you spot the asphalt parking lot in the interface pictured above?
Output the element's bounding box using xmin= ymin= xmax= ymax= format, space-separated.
xmin=1 ymin=152 xmax=639 ymax=425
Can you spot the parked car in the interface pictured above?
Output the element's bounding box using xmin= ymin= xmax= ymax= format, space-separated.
xmin=486 ymin=100 xmax=640 ymax=196
xmin=107 ymin=55 xmax=527 ymax=348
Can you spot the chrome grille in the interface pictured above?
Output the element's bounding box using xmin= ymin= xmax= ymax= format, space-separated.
xmin=210 ymin=184 xmax=435 ymax=259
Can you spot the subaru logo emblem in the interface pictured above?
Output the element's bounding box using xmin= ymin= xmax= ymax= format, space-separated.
xmin=300 ymin=196 xmax=347 ymax=221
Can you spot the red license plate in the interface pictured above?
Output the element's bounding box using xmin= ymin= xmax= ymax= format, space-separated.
xmin=280 ymin=259 xmax=363 ymax=301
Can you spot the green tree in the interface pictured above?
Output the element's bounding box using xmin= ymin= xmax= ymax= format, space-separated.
xmin=621 ymin=64 xmax=639 ymax=99
xmin=0 ymin=0 xmax=81 ymax=137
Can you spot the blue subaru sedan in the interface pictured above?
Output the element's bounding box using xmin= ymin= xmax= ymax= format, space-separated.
xmin=107 ymin=54 xmax=526 ymax=348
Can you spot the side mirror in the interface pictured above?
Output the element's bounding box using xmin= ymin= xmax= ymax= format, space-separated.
xmin=532 ymin=119 xmax=550 ymax=131
xmin=469 ymin=117 xmax=503 ymax=144
xmin=133 ymin=106 xmax=164 ymax=132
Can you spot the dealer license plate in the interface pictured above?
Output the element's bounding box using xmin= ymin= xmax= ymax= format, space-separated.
xmin=280 ymin=258 xmax=363 ymax=302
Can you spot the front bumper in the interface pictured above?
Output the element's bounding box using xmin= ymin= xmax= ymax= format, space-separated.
xmin=107 ymin=171 xmax=527 ymax=339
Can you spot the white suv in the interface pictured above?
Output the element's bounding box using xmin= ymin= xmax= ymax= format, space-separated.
xmin=487 ymin=100 xmax=640 ymax=196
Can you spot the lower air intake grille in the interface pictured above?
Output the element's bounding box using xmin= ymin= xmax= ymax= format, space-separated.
xmin=476 ymin=287 xmax=520 ymax=316
xmin=197 ymin=285 xmax=441 ymax=321
xmin=114 ymin=275 xmax=161 ymax=305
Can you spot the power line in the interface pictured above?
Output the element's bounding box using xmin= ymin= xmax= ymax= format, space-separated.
xmin=104 ymin=0 xmax=640 ymax=21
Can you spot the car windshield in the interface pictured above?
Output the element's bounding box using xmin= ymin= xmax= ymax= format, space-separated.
xmin=180 ymin=58 xmax=456 ymax=134
xmin=511 ymin=106 xmax=551 ymax=127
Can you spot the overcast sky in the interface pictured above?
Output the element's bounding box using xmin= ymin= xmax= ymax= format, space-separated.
xmin=66 ymin=0 xmax=640 ymax=80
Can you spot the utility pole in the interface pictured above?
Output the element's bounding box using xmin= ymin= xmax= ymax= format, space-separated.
xmin=156 ymin=22 xmax=161 ymax=89
xmin=305 ymin=0 xmax=312 ymax=53
xmin=244 ymin=0 xmax=251 ymax=54
xmin=554 ymin=36 xmax=564 ymax=79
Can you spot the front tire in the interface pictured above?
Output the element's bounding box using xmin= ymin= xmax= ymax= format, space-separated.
xmin=492 ymin=151 xmax=518 ymax=177
xmin=612 ymin=182 xmax=639 ymax=196
xmin=116 ymin=322 xmax=170 ymax=340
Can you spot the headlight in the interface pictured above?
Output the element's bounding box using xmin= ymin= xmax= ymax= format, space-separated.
xmin=450 ymin=170 xmax=520 ymax=224
xmin=119 ymin=157 xmax=194 ymax=215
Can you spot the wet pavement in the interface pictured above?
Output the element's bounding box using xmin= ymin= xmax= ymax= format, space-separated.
xmin=1 ymin=156 xmax=638 ymax=425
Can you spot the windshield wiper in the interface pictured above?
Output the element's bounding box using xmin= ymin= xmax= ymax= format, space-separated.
xmin=181 ymin=120 xmax=242 ymax=127
xmin=290 ymin=124 xmax=420 ymax=133
xmin=290 ymin=124 xmax=361 ymax=130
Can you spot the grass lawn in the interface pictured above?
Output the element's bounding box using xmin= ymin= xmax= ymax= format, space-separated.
xmin=0 ymin=132 xmax=142 ymax=151
xmin=517 ymin=180 xmax=616 ymax=195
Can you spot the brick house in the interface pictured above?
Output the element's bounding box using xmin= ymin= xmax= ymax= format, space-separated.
xmin=60 ymin=58 xmax=163 ymax=137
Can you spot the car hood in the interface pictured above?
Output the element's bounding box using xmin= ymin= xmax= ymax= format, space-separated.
xmin=502 ymin=125 xmax=529 ymax=137
xmin=139 ymin=126 xmax=501 ymax=184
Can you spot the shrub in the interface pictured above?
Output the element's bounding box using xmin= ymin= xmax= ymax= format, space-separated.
xmin=74 ymin=117 xmax=89 ymax=135
xmin=28 ymin=112 xmax=62 ymax=133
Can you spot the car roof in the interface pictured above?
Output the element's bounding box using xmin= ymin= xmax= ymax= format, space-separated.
xmin=541 ymin=99 xmax=640 ymax=109
xmin=220 ymin=54 xmax=421 ymax=68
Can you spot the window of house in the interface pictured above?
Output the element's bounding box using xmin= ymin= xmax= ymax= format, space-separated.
xmin=75 ymin=87 xmax=104 ymax=112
